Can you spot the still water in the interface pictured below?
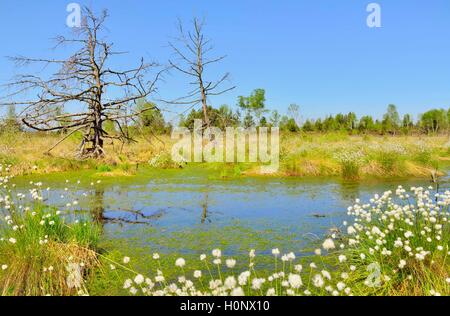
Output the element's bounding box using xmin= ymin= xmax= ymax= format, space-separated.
xmin=11 ymin=167 xmax=450 ymax=256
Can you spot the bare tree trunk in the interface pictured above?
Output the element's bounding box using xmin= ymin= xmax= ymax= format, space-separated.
xmin=196 ymin=36 xmax=210 ymax=129
xmin=167 ymin=17 xmax=235 ymax=131
xmin=92 ymin=111 xmax=104 ymax=157
xmin=200 ymin=83 xmax=210 ymax=129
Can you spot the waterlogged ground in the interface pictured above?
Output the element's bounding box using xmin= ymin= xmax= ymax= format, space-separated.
xmin=11 ymin=166 xmax=450 ymax=258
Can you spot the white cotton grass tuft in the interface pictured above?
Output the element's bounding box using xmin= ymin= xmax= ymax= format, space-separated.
xmin=322 ymin=238 xmax=335 ymax=250
xmin=231 ymin=287 xmax=245 ymax=296
xmin=226 ymin=259 xmax=236 ymax=269
xmin=134 ymin=274 xmax=144 ymax=285
xmin=288 ymin=274 xmax=302 ymax=289
xmin=175 ymin=258 xmax=186 ymax=268
xmin=312 ymin=274 xmax=324 ymax=288
xmin=123 ymin=279 xmax=132 ymax=289
xmin=193 ymin=270 xmax=202 ymax=279
xmin=212 ymin=249 xmax=222 ymax=258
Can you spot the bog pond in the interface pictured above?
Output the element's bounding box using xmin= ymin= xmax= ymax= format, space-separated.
xmin=10 ymin=166 xmax=450 ymax=259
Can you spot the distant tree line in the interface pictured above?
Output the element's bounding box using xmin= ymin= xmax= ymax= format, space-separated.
xmin=2 ymin=89 xmax=449 ymax=137
xmin=178 ymin=89 xmax=450 ymax=135
xmin=300 ymin=104 xmax=450 ymax=135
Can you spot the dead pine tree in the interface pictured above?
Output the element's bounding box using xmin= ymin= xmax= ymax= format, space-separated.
xmin=166 ymin=17 xmax=235 ymax=130
xmin=1 ymin=8 xmax=163 ymax=158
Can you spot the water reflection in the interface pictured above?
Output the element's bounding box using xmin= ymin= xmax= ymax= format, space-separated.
xmin=91 ymin=189 xmax=105 ymax=224
xmin=337 ymin=181 xmax=361 ymax=202
xmin=89 ymin=187 xmax=164 ymax=226
xmin=201 ymin=192 xmax=209 ymax=224
xmin=62 ymin=174 xmax=450 ymax=233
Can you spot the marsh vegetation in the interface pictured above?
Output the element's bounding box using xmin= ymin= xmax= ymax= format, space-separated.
xmin=0 ymin=162 xmax=448 ymax=296
xmin=0 ymin=7 xmax=449 ymax=297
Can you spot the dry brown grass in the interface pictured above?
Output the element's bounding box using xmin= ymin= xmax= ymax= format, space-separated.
xmin=387 ymin=257 xmax=449 ymax=296
xmin=0 ymin=131 xmax=448 ymax=178
xmin=0 ymin=131 xmax=173 ymax=176
xmin=279 ymin=133 xmax=449 ymax=178
xmin=1 ymin=241 xmax=99 ymax=296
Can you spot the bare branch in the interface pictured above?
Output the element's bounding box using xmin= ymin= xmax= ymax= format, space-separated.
xmin=165 ymin=17 xmax=235 ymax=129
xmin=3 ymin=7 xmax=163 ymax=158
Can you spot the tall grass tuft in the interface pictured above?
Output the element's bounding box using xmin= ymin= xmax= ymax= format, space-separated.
xmin=334 ymin=150 xmax=365 ymax=180
xmin=0 ymin=166 xmax=101 ymax=296
xmin=371 ymin=143 xmax=407 ymax=175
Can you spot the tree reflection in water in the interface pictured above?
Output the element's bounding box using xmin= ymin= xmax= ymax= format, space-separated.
xmin=89 ymin=188 xmax=164 ymax=227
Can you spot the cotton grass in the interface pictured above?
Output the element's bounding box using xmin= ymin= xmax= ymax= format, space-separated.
xmin=114 ymin=185 xmax=449 ymax=296
xmin=0 ymin=165 xmax=101 ymax=296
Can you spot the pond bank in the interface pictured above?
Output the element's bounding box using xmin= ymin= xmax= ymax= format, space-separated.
xmin=2 ymin=133 xmax=449 ymax=180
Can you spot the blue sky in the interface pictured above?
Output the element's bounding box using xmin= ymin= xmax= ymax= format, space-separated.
xmin=1 ymin=0 xmax=450 ymax=121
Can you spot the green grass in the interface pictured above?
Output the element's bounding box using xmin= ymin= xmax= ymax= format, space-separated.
xmin=0 ymin=187 xmax=101 ymax=295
